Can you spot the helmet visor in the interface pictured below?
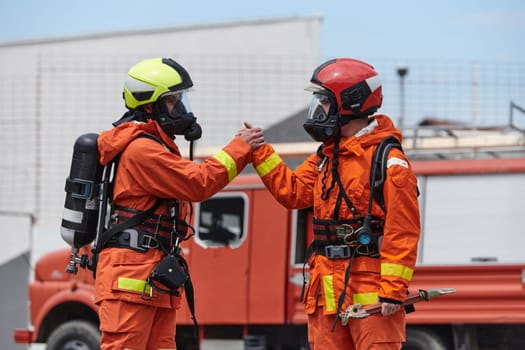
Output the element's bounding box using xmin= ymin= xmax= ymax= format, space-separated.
xmin=307 ymin=93 xmax=332 ymax=122
xmin=161 ymin=90 xmax=193 ymax=116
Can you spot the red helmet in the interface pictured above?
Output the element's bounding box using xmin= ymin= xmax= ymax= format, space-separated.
xmin=308 ymin=58 xmax=383 ymax=118
xmin=303 ymin=58 xmax=383 ymax=141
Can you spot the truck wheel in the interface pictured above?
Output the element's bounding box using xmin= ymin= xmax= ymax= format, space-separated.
xmin=402 ymin=327 xmax=447 ymax=350
xmin=46 ymin=320 xmax=100 ymax=350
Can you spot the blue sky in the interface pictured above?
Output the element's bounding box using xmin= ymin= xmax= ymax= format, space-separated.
xmin=0 ymin=0 xmax=523 ymax=62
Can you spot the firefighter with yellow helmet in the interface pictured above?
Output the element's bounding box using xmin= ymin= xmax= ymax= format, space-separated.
xmin=94 ymin=58 xmax=264 ymax=349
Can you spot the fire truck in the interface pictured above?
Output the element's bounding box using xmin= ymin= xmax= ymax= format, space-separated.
xmin=14 ymin=124 xmax=525 ymax=350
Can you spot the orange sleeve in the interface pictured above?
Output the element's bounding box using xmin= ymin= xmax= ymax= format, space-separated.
xmin=378 ymin=148 xmax=421 ymax=302
xmin=114 ymin=136 xmax=252 ymax=207
xmin=251 ymin=144 xmax=319 ymax=209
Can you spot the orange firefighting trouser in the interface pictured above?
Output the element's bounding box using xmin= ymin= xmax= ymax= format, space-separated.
xmin=99 ymin=299 xmax=177 ymax=350
xmin=307 ymin=306 xmax=405 ymax=350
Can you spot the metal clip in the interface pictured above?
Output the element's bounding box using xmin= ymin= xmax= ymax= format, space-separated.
xmin=317 ymin=156 xmax=328 ymax=172
xmin=142 ymin=279 xmax=153 ymax=300
xmin=335 ymin=224 xmax=356 ymax=245
xmin=110 ymin=210 xmax=119 ymax=224
xmin=141 ymin=234 xmax=159 ymax=249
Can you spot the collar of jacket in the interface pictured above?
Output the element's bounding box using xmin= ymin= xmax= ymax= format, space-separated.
xmin=149 ymin=120 xmax=180 ymax=154
xmin=320 ymin=114 xmax=402 ymax=157
xmin=98 ymin=120 xmax=181 ymax=165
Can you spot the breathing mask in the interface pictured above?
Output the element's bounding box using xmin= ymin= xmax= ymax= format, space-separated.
xmin=303 ymin=92 xmax=340 ymax=142
xmin=156 ymin=91 xmax=202 ymax=141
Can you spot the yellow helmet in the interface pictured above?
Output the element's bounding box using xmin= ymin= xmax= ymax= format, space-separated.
xmin=123 ymin=58 xmax=193 ymax=109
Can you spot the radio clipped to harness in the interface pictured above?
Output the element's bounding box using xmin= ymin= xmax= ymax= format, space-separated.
xmin=145 ymin=253 xmax=189 ymax=298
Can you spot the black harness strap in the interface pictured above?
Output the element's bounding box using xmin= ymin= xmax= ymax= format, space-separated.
xmin=94 ymin=198 xmax=163 ymax=254
xmin=319 ymin=134 xmax=358 ymax=219
xmin=183 ymin=270 xmax=199 ymax=336
xmin=370 ymin=136 xmax=403 ymax=211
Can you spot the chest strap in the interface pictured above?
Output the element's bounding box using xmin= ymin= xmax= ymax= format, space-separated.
xmin=113 ymin=206 xmax=190 ymax=238
xmin=94 ymin=198 xmax=162 ymax=253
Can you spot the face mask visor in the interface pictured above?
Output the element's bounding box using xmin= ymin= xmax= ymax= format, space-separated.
xmin=160 ymin=90 xmax=192 ymax=116
xmin=307 ymin=93 xmax=332 ymax=122
xmin=157 ymin=90 xmax=201 ymax=140
xmin=303 ymin=92 xmax=339 ymax=142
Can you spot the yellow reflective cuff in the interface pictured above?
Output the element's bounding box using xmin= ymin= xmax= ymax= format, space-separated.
xmin=255 ymin=153 xmax=283 ymax=177
xmin=353 ymin=291 xmax=378 ymax=306
xmin=381 ymin=262 xmax=414 ymax=281
xmin=213 ymin=150 xmax=237 ymax=182
xmin=322 ymin=275 xmax=336 ymax=313
xmin=117 ymin=277 xmax=151 ymax=294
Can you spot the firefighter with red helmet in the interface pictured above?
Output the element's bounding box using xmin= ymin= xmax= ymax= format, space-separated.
xmin=94 ymin=58 xmax=264 ymax=349
xmin=251 ymin=58 xmax=420 ymax=349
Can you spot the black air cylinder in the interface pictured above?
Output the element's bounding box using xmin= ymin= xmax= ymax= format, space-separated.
xmin=60 ymin=133 xmax=102 ymax=248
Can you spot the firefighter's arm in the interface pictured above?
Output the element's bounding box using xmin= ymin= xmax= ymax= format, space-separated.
xmin=378 ymin=149 xmax=421 ymax=302
xmin=251 ymin=144 xmax=318 ymax=209
xmin=124 ymin=136 xmax=253 ymax=202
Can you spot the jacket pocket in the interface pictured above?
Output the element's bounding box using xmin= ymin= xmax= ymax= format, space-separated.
xmin=109 ymin=249 xmax=161 ymax=295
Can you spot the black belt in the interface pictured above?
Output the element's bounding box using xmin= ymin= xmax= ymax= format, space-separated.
xmin=105 ymin=229 xmax=173 ymax=253
xmin=314 ymin=243 xmax=380 ymax=259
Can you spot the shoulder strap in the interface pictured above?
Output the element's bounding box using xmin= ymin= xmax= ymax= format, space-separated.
xmin=370 ymin=136 xmax=403 ymax=211
xmin=138 ymin=132 xmax=164 ymax=146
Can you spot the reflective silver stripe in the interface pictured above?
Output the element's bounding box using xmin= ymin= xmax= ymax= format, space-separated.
xmin=366 ymin=75 xmax=381 ymax=92
xmin=386 ymin=157 xmax=408 ymax=169
xmin=62 ymin=207 xmax=83 ymax=223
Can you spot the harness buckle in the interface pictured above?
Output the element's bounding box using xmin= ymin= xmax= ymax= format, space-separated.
xmin=324 ymin=245 xmax=352 ymax=259
xmin=119 ymin=229 xmax=148 ymax=252
xmin=141 ymin=234 xmax=160 ymax=249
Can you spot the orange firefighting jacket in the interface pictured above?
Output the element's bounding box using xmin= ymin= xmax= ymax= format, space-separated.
xmin=252 ymin=114 xmax=420 ymax=315
xmin=94 ymin=119 xmax=252 ymax=308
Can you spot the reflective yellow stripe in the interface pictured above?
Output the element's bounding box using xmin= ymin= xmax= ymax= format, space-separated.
xmin=117 ymin=277 xmax=151 ymax=294
xmin=255 ymin=153 xmax=283 ymax=177
xmin=381 ymin=262 xmax=414 ymax=281
xmin=213 ymin=150 xmax=237 ymax=182
xmin=353 ymin=292 xmax=378 ymax=306
xmin=322 ymin=275 xmax=336 ymax=312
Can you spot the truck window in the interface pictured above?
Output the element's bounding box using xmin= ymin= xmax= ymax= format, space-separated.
xmin=194 ymin=193 xmax=248 ymax=249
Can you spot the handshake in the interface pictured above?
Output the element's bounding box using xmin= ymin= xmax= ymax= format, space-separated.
xmin=235 ymin=122 xmax=265 ymax=150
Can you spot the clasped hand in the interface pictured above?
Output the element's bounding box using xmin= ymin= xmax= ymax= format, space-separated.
xmin=236 ymin=122 xmax=265 ymax=150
